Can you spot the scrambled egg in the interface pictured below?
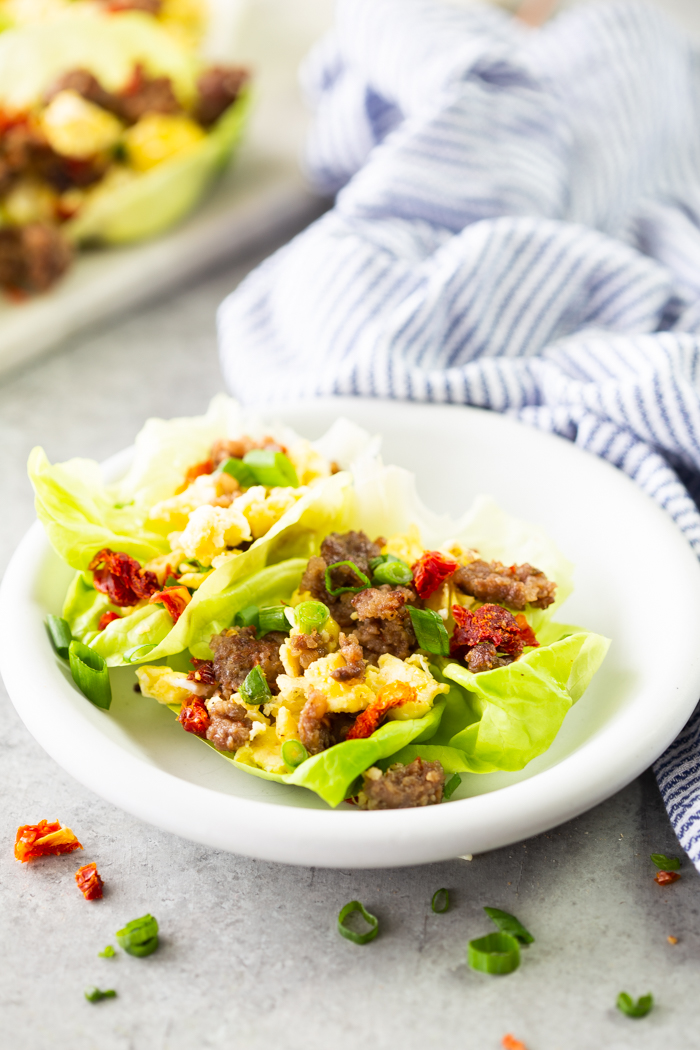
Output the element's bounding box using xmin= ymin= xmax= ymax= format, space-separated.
xmin=41 ymin=90 xmax=123 ymax=158
xmin=383 ymin=525 xmax=424 ymax=565
xmin=286 ymin=439 xmax=331 ymax=486
xmin=148 ymin=473 xmax=223 ymax=531
xmin=232 ymin=485 xmax=308 ymax=540
xmin=136 ymin=666 xmax=205 ymax=705
xmin=279 ymin=618 xmax=340 ymax=678
xmin=366 ymin=653 xmax=448 ymax=720
xmin=169 ymin=504 xmax=251 ymax=567
xmin=144 ymin=549 xmax=186 ymax=586
xmin=124 ymin=113 xmax=205 ymax=172
xmin=235 ymin=726 xmax=287 ymax=775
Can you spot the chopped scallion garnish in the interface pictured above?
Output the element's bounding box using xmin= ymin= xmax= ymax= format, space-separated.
xmin=69 ymin=640 xmax=112 ymax=710
xmin=243 ymin=449 xmax=299 ymax=488
xmin=616 ymin=992 xmax=653 ymax=1018
xmin=484 ymin=907 xmax=534 ymax=945
xmin=337 ymin=901 xmax=379 ymax=944
xmin=651 ymin=853 xmax=680 ymax=870
xmin=221 ymin=457 xmax=257 ymax=489
xmin=116 ymin=914 xmax=159 ymax=957
xmin=408 ymin=607 xmax=450 ymax=656
xmin=98 ymin=945 xmax=116 ymax=958
xmin=294 ymin=600 xmax=329 ymax=633
xmin=234 ymin=605 xmax=260 ymax=629
xmin=281 ymin=739 xmax=309 ymax=769
xmin=258 ymin=606 xmax=290 ymax=635
xmin=84 ymin=987 xmax=117 ymax=1003
xmin=443 ymin=774 xmax=462 ymax=800
xmin=431 ymin=888 xmax=450 ymax=914
xmin=324 ymin=560 xmax=371 ymax=596
xmin=240 ymin=666 xmax=271 ymax=706
xmin=468 ymin=932 xmax=520 ymax=975
xmin=46 ymin=614 xmax=72 ymax=659
xmin=370 ymin=554 xmax=413 ymax=587
xmin=164 ymin=575 xmax=179 ymax=587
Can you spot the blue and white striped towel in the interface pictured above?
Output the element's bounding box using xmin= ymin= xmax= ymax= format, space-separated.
xmin=218 ymin=0 xmax=700 ymax=866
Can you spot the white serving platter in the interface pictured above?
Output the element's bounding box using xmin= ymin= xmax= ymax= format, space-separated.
xmin=2 ymin=398 xmax=700 ymax=868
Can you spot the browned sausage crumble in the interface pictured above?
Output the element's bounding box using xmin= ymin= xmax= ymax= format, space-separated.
xmin=210 ymin=625 xmax=286 ymax=698
xmin=357 ymin=758 xmax=445 ymax=810
xmin=453 ymin=560 xmax=556 ymax=610
xmin=205 ymin=699 xmax=252 ymax=752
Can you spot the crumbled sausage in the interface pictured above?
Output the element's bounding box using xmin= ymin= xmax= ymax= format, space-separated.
xmin=290 ymin=630 xmax=328 ymax=670
xmin=453 ymin=560 xmax=556 ymax=610
xmin=350 ymin=585 xmax=418 ymax=665
xmin=210 ymin=435 xmax=283 ymax=468
xmin=464 ymin=641 xmax=513 ymax=673
xmin=330 ymin=633 xmax=366 ymax=681
xmin=103 ymin=0 xmax=162 ymax=13
xmin=44 ymin=68 xmax=117 ymax=111
xmin=320 ymin=531 xmax=384 ymax=574
xmin=194 ymin=66 xmax=249 ymax=127
xmin=210 ymin=625 xmax=286 ymax=698
xmin=0 ymin=224 xmax=72 ymax=294
xmin=358 ymin=758 xmax=445 ymax=810
xmin=114 ymin=64 xmax=182 ymax=123
xmin=205 ymin=699 xmax=252 ymax=752
xmin=297 ymin=688 xmax=333 ymax=755
xmin=351 ymin=585 xmax=415 ymax=621
xmin=300 ymin=532 xmax=385 ymax=628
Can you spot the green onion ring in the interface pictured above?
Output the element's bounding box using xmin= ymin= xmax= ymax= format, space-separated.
xmin=483 ymin=907 xmax=534 ymax=945
xmin=650 ymin=853 xmax=680 ymax=870
xmin=123 ymin=643 xmax=156 ymax=664
xmin=46 ymin=614 xmax=72 ymax=659
xmin=258 ymin=606 xmax=290 ymax=636
xmin=98 ymin=945 xmax=116 ymax=958
xmin=443 ymin=773 xmax=462 ymax=800
xmin=467 ymin=932 xmax=521 ymax=975
xmin=243 ymin=449 xmax=299 ymax=488
xmin=431 ymin=888 xmax=450 ymax=914
xmin=69 ymin=640 xmax=112 ymax=710
xmin=294 ymin=600 xmax=329 ymax=633
xmin=221 ymin=457 xmax=257 ymax=489
xmin=116 ymin=914 xmax=159 ymax=957
xmin=616 ymin=992 xmax=654 ymax=1018
xmin=324 ymin=560 xmax=371 ymax=596
xmin=240 ymin=666 xmax=272 ymax=706
xmin=337 ymin=901 xmax=379 ymax=944
xmin=281 ymin=739 xmax=309 ymax=769
xmin=407 ymin=606 xmax=450 ymax=656
xmin=372 ymin=557 xmax=413 ymax=587
xmin=84 ymin=987 xmax=117 ymax=1002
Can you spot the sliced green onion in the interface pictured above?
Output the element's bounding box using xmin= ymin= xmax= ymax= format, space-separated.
xmin=46 ymin=614 xmax=72 ymax=659
xmin=408 ymin=607 xmax=450 ymax=656
xmin=484 ymin=907 xmax=534 ymax=945
xmin=431 ymin=888 xmax=450 ymax=914
xmin=221 ymin=457 xmax=257 ymax=488
xmin=443 ymin=773 xmax=462 ymax=800
xmin=282 ymin=739 xmax=309 ymax=769
xmin=616 ymin=992 xmax=654 ymax=1018
xmin=294 ymin=600 xmax=329 ymax=633
xmin=372 ymin=555 xmax=413 ymax=587
xmin=337 ymin=901 xmax=379 ymax=944
xmin=243 ymin=449 xmax=299 ymax=488
xmin=69 ymin=640 xmax=112 ymax=710
xmin=324 ymin=560 xmax=371 ymax=596
xmin=258 ymin=606 xmax=290 ymax=635
xmin=164 ymin=575 xmax=179 ymax=587
xmin=123 ymin=643 xmax=156 ymax=664
xmin=240 ymin=666 xmax=272 ymax=706
xmin=651 ymin=853 xmax=680 ymax=870
xmin=116 ymin=914 xmax=159 ymax=957
xmin=84 ymin=987 xmax=117 ymax=1002
xmin=98 ymin=945 xmax=115 ymax=958
xmin=234 ymin=604 xmax=260 ymax=629
xmin=468 ymin=932 xmax=520 ymax=975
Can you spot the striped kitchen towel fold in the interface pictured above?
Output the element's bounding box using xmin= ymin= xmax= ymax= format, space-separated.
xmin=218 ymin=0 xmax=700 ymax=865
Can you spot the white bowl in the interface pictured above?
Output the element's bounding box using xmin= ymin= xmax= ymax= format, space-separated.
xmin=2 ymin=398 xmax=700 ymax=868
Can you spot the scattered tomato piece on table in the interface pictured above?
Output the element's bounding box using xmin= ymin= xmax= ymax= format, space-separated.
xmin=75 ymin=862 xmax=104 ymax=900
xmin=14 ymin=820 xmax=82 ymax=862
xmin=654 ymin=870 xmax=681 ymax=885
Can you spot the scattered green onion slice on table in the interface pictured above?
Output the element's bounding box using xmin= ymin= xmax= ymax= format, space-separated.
xmin=116 ymin=914 xmax=159 ymax=957
xmin=294 ymin=600 xmax=329 ymax=633
xmin=616 ymin=992 xmax=654 ymax=1018
xmin=483 ymin=907 xmax=534 ymax=945
xmin=98 ymin=945 xmax=116 ymax=958
xmin=240 ymin=666 xmax=271 ymax=706
xmin=408 ymin=607 xmax=450 ymax=656
xmin=243 ymin=449 xmax=299 ymax=488
xmin=258 ymin=606 xmax=290 ymax=635
xmin=123 ymin=643 xmax=156 ymax=664
xmin=337 ymin=900 xmax=379 ymax=944
xmin=282 ymin=739 xmax=309 ymax=769
xmin=46 ymin=614 xmax=72 ymax=659
xmin=431 ymin=888 xmax=450 ymax=913
xmin=235 ymin=604 xmax=260 ymax=629
xmin=443 ymin=774 xmax=462 ymax=800
xmin=221 ymin=457 xmax=257 ymax=489
xmin=324 ymin=560 xmax=371 ymax=596
xmin=69 ymin=640 xmax=112 ymax=710
xmin=651 ymin=853 xmax=680 ymax=870
xmin=371 ymin=555 xmax=413 ymax=587
xmin=84 ymin=987 xmax=117 ymax=1002
xmin=468 ymin=932 xmax=521 ymax=975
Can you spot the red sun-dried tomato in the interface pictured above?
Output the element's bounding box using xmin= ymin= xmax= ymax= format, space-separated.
xmin=450 ymin=603 xmax=539 ymax=663
xmin=502 ymin=1037 xmax=527 ymax=1050
xmin=89 ymin=549 xmax=159 ymax=607
xmin=149 ymin=585 xmax=191 ymax=623
xmin=411 ymin=551 xmax=459 ymax=600
xmin=655 ymin=870 xmax=681 ymax=886
xmin=181 ymin=458 xmax=214 ymax=490
xmin=14 ymin=820 xmax=83 ymax=863
xmin=97 ymin=611 xmax=121 ymax=631
xmin=187 ymin=659 xmax=216 ymax=687
xmin=178 ymin=695 xmax=210 ymax=736
xmin=75 ymin=862 xmax=104 ymax=900
xmin=347 ymin=681 xmax=416 ymax=741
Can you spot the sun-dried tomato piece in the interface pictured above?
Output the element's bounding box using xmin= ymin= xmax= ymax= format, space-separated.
xmin=450 ymin=603 xmax=539 ymax=663
xmin=178 ymin=695 xmax=210 ymax=736
xmin=149 ymin=585 xmax=191 ymax=623
xmin=347 ymin=681 xmax=416 ymax=741
xmin=175 ymin=458 xmax=215 ymax=494
xmin=411 ymin=551 xmax=458 ymax=600
xmin=187 ymin=658 xmax=216 ymax=687
xmin=97 ymin=611 xmax=121 ymax=631
xmin=89 ymin=549 xmax=160 ymax=607
xmin=75 ymin=862 xmax=104 ymax=900
xmin=502 ymin=1037 xmax=527 ymax=1050
xmin=655 ymin=870 xmax=681 ymax=886
xmin=14 ymin=820 xmax=83 ymax=863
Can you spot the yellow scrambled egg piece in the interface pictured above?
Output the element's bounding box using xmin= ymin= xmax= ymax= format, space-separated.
xmin=278 ymin=651 xmax=376 ymax=714
xmin=169 ymin=504 xmax=252 ymax=567
xmin=383 ymin=525 xmax=424 ymax=565
xmin=365 ymin=653 xmax=449 ymax=720
xmin=144 ymin=549 xmax=186 ymax=586
xmin=124 ymin=113 xmax=205 ymax=172
xmin=148 ymin=473 xmax=222 ymax=532
xmin=136 ymin=666 xmax=206 ymax=705
xmin=232 ymin=485 xmax=308 ymax=540
xmin=235 ymin=725 xmax=287 ymax=775
xmin=41 ymin=90 xmax=123 ymax=158
xmin=286 ymin=439 xmax=331 ymax=487
xmin=279 ymin=618 xmax=340 ymax=678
